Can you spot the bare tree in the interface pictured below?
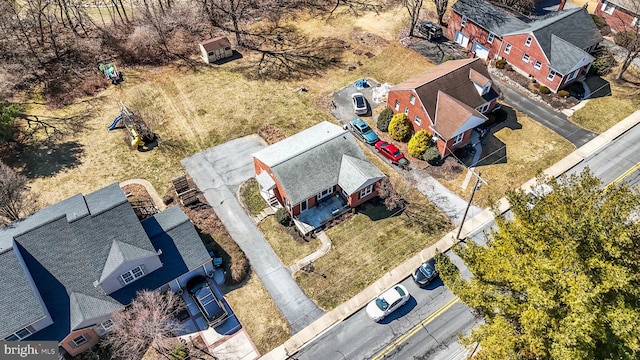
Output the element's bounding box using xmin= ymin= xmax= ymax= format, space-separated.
xmin=106 ymin=290 xmax=185 ymax=360
xmin=404 ymin=0 xmax=423 ymax=37
xmin=199 ymin=0 xmax=256 ymax=46
xmin=433 ymin=0 xmax=448 ymax=25
xmin=490 ymin=0 xmax=534 ymax=14
xmin=0 ymin=161 xmax=38 ymax=224
xmin=377 ymin=177 xmax=404 ymax=211
xmin=613 ymin=1 xmax=640 ymax=81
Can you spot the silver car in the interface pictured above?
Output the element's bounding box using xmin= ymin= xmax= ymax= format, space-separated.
xmin=351 ymin=93 xmax=368 ymax=115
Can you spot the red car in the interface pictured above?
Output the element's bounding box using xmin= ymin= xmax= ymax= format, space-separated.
xmin=375 ymin=141 xmax=409 ymax=168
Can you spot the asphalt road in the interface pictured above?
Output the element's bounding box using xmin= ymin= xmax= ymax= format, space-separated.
xmin=295 ymin=121 xmax=640 ymax=360
xmin=495 ymin=78 xmax=598 ymax=148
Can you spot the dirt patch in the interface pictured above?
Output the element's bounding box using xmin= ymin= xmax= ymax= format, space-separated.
xmin=257 ymin=125 xmax=286 ymax=145
xmin=409 ymin=38 xmax=468 ymax=64
xmin=423 ymin=156 xmax=466 ymax=180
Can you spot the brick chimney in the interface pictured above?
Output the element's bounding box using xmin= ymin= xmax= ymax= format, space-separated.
xmin=558 ymin=0 xmax=567 ymax=10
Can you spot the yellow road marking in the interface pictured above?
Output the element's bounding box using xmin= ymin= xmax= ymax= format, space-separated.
xmin=606 ymin=160 xmax=640 ymax=190
xmin=371 ymin=296 xmax=461 ymax=360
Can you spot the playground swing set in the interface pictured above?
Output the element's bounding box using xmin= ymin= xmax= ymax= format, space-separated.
xmin=108 ymin=102 xmax=157 ymax=150
xmin=98 ymin=60 xmax=124 ymax=85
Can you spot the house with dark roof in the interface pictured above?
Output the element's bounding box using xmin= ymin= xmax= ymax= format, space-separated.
xmin=0 ymin=184 xmax=215 ymax=357
xmin=448 ymin=0 xmax=603 ymax=92
xmin=386 ymin=58 xmax=500 ymax=156
xmin=595 ymin=0 xmax=640 ymax=33
xmin=252 ymin=121 xmax=385 ymax=234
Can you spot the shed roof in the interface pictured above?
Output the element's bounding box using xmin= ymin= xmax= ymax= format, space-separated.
xmin=200 ymin=37 xmax=232 ymax=52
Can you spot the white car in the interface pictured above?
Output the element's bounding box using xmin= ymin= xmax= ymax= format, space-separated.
xmin=351 ymin=93 xmax=368 ymax=115
xmin=365 ymin=284 xmax=410 ymax=322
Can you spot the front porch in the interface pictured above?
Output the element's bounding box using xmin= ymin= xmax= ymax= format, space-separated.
xmin=294 ymin=195 xmax=349 ymax=235
xmin=256 ymin=171 xmax=281 ymax=208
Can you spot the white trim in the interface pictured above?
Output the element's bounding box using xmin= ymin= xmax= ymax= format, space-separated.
xmin=409 ymin=95 xmax=415 ymax=105
xmin=452 ymin=133 xmax=464 ymax=146
xmin=525 ymin=36 xmax=532 ymax=47
xmin=414 ymin=115 xmax=421 ymax=126
xmin=476 ymin=103 xmax=490 ymax=113
xmin=522 ymin=53 xmax=530 ymax=63
xmin=487 ymin=32 xmax=495 ymax=44
xmin=566 ymin=68 xmax=579 ymax=81
xmin=120 ymin=265 xmax=145 ymax=285
xmin=359 ymin=185 xmax=374 ymax=199
xmin=547 ymin=69 xmax=556 ymax=81
xmin=461 ymin=15 xmax=467 ymax=27
xmin=404 ymin=107 xmax=409 ymax=115
xmin=394 ymin=99 xmax=400 ymax=111
xmin=317 ymin=187 xmax=333 ymax=200
xmin=100 ymin=319 xmax=115 ymax=332
xmin=72 ymin=334 xmax=88 ymax=347
xmin=533 ymin=60 xmax=542 ymax=70
xmin=504 ymin=43 xmax=512 ymax=54
xmin=4 ymin=327 xmax=32 ymax=341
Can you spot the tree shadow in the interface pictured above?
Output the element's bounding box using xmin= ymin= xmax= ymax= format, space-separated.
xmin=584 ymin=75 xmax=612 ymax=99
xmin=357 ymin=198 xmax=405 ymax=221
xmin=8 ymin=141 xmax=84 ymax=179
xmin=420 ymin=277 xmax=444 ymax=291
xmin=475 ymin=106 xmax=522 ymax=167
xmin=212 ymin=50 xmax=244 ymax=65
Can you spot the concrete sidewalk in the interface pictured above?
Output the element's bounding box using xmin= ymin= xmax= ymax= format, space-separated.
xmin=261 ymin=109 xmax=640 ymax=359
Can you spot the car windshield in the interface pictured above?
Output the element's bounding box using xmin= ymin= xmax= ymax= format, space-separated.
xmin=376 ymin=297 xmax=390 ymax=311
xmin=360 ymin=123 xmax=371 ymax=132
xmin=395 ymin=286 xmax=406 ymax=296
xmin=355 ymin=96 xmax=365 ymax=107
xmin=392 ymin=149 xmax=402 ymax=157
xmin=420 ymin=264 xmax=434 ymax=278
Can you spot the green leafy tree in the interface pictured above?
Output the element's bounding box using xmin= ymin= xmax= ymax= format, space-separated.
xmin=388 ymin=113 xmax=411 ymax=142
xmin=407 ymin=129 xmax=431 ymax=158
xmin=440 ymin=169 xmax=640 ymax=360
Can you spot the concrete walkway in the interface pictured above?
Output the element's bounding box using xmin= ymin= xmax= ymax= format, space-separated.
xmin=119 ymin=178 xmax=167 ymax=211
xmin=261 ymin=110 xmax=640 ymax=359
xmin=289 ymin=231 xmax=332 ymax=273
xmin=181 ymin=135 xmax=324 ymax=334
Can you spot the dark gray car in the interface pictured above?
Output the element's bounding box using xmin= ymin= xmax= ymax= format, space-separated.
xmin=187 ymin=275 xmax=229 ymax=327
xmin=412 ymin=258 xmax=438 ymax=287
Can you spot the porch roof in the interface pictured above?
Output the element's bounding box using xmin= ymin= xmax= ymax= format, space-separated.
xmin=256 ymin=171 xmax=276 ymax=190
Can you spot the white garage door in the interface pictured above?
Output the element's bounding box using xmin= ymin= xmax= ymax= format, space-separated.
xmin=472 ymin=42 xmax=489 ymax=60
xmin=454 ymin=31 xmax=469 ymax=48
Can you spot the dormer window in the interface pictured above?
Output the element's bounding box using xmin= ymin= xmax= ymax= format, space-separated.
xmin=461 ymin=16 xmax=467 ymax=27
xmin=121 ymin=266 xmax=145 ymax=284
xmin=525 ymin=36 xmax=532 ymax=47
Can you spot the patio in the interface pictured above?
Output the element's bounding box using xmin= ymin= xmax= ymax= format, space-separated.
xmin=294 ymin=195 xmax=349 ymax=235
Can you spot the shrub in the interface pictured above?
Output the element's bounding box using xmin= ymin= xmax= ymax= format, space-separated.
xmin=408 ymin=130 xmax=431 ymax=158
xmin=388 ymin=113 xmax=412 ymax=142
xmin=589 ymin=47 xmax=616 ymax=75
xmin=495 ymin=59 xmax=507 ymax=69
xmin=442 ymin=54 xmax=456 ymax=62
xmin=275 ymin=208 xmax=292 ymax=226
xmin=591 ymin=14 xmax=607 ymax=29
xmin=557 ymin=90 xmax=570 ymax=98
xmin=539 ymin=85 xmax=551 ymax=94
xmin=377 ymin=108 xmax=394 ymax=132
xmin=422 ymin=147 xmax=442 ymax=165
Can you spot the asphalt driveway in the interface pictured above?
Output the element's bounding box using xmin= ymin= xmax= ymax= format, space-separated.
xmin=181 ymin=135 xmax=324 ymax=334
xmin=330 ymin=78 xmax=383 ymax=125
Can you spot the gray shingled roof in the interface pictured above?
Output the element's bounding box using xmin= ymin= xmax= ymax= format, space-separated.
xmin=0 ymin=250 xmax=47 ymax=337
xmin=145 ymin=206 xmax=210 ymax=271
xmin=337 ymin=155 xmax=385 ymax=195
xmin=451 ymin=0 xmax=529 ymax=36
xmin=252 ymin=121 xmax=346 ymax=167
xmin=267 ymin=124 xmax=371 ymax=205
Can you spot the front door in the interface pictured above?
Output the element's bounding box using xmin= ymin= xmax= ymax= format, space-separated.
xmin=300 ymin=199 xmax=308 ymax=212
xmin=455 ymin=31 xmax=470 ymax=48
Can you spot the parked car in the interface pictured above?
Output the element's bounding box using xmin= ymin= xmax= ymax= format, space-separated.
xmin=349 ymin=118 xmax=379 ymax=144
xmin=366 ymin=284 xmax=410 ymax=322
xmin=375 ymin=141 xmax=409 ymax=168
xmin=186 ymin=275 xmax=228 ymax=327
xmin=412 ymin=258 xmax=438 ymax=287
xmin=351 ymin=93 xmax=368 ymax=115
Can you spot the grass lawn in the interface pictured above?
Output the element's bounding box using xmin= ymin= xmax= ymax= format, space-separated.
xmin=258 ymin=217 xmax=322 ymax=267
xmin=432 ymin=107 xmax=575 ymax=208
xmin=222 ymin=273 xmax=290 ymax=355
xmin=570 ymin=67 xmax=640 ymax=133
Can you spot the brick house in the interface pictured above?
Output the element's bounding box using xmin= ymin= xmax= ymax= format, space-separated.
xmin=448 ymin=0 xmax=603 ymax=92
xmin=0 ymin=184 xmax=217 ymax=357
xmin=386 ymin=58 xmax=500 ymax=157
xmin=595 ymin=0 xmax=640 ymax=33
xmin=252 ymin=121 xmax=385 ymax=234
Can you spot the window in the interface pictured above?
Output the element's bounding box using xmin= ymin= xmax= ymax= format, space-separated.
xmin=394 ymin=99 xmax=400 ymax=111
xmin=120 ymin=266 xmax=145 ymax=285
xmin=476 ymin=103 xmax=490 ymax=113
xmin=482 ymin=82 xmax=491 ymax=95
xmin=100 ymin=319 xmax=114 ymax=332
xmin=359 ymin=185 xmax=373 ymax=199
xmin=72 ymin=335 xmax=88 ymax=347
xmin=300 ymin=199 xmax=307 ymax=212
xmin=632 ymin=17 xmax=638 ymax=26
xmin=547 ymin=69 xmax=556 ymax=81
xmin=4 ymin=327 xmax=32 ymax=341
xmin=452 ymin=133 xmax=464 ymax=146
xmin=525 ymin=36 xmax=532 ymax=47
xmin=534 ymin=60 xmax=542 ymax=70
xmin=317 ymin=187 xmax=333 ymax=200
xmin=404 ymin=107 xmax=409 ymax=115
xmin=566 ymin=69 xmax=579 ymax=81
xmin=414 ymin=115 xmax=421 ymax=126
xmin=461 ymin=16 xmax=467 ymax=27
xmin=487 ymin=32 xmax=495 ymax=44
xmin=504 ymin=43 xmax=512 ymax=54
xmin=409 ymin=95 xmax=416 ymax=105
xmin=601 ymin=1 xmax=615 ymax=15
xmin=522 ymin=53 xmax=530 ymax=63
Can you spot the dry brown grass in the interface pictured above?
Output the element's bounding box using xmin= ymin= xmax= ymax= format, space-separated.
xmin=258 ymin=217 xmax=322 ymax=267
xmin=431 ymin=109 xmax=575 ymax=208
xmin=223 ymin=273 xmax=290 ymax=355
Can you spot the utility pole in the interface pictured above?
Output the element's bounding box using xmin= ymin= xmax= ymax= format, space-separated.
xmin=456 ymin=173 xmax=483 ymax=240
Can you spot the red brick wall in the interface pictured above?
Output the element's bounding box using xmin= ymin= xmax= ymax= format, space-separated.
xmin=348 ymin=181 xmax=380 ymax=207
xmin=595 ymin=0 xmax=639 ymax=33
xmin=447 ymin=11 xmax=504 ymax=59
xmin=501 ymin=33 xmax=565 ymax=91
xmin=253 ymin=157 xmax=285 ymax=209
xmin=387 ymin=90 xmax=432 ymax=134
xmin=436 ymin=129 xmax=472 ymax=156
